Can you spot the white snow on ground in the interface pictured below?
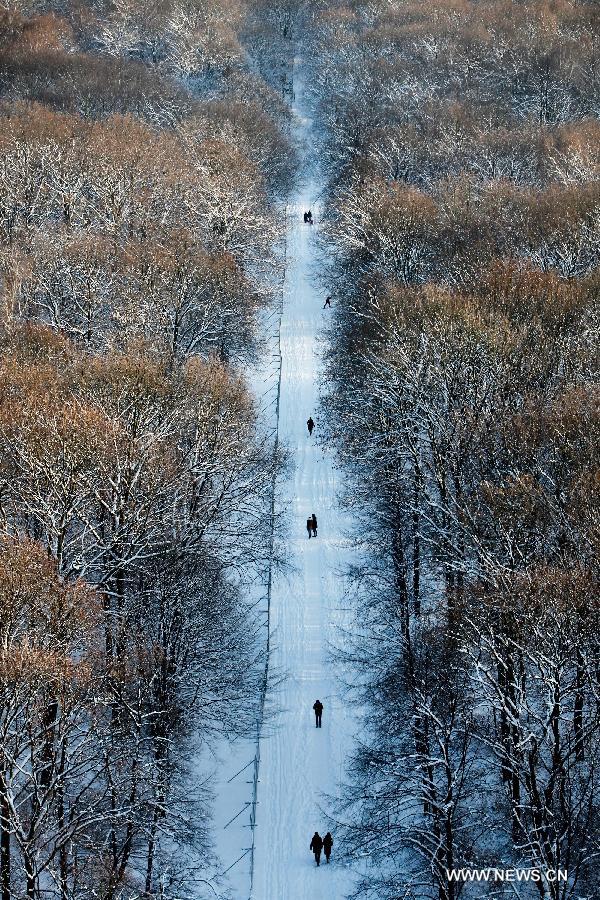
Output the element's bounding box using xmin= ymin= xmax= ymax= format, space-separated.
xmin=210 ymin=53 xmax=355 ymax=900
xmin=250 ymin=57 xmax=356 ymax=900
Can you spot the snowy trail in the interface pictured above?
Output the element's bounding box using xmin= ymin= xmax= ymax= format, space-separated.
xmin=251 ymin=58 xmax=355 ymax=900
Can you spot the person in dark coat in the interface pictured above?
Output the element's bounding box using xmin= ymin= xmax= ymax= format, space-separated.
xmin=323 ymin=295 xmax=331 ymax=308
xmin=311 ymin=513 xmax=318 ymax=537
xmin=307 ymin=209 xmax=313 ymax=224
xmin=310 ymin=831 xmax=323 ymax=866
xmin=323 ymin=832 xmax=333 ymax=863
xmin=303 ymin=211 xmax=308 ymax=223
xmin=307 ymin=517 xmax=313 ymax=539
xmin=313 ymin=699 xmax=323 ymax=727
xmin=307 ymin=416 xmax=315 ymax=435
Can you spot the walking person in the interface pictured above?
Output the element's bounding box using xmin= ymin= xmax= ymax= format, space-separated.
xmin=323 ymin=295 xmax=331 ymax=308
xmin=307 ymin=517 xmax=313 ymax=539
xmin=313 ymin=699 xmax=323 ymax=728
xmin=310 ymin=831 xmax=323 ymax=866
xmin=306 ymin=209 xmax=313 ymax=224
xmin=311 ymin=513 xmax=318 ymax=537
xmin=323 ymin=831 xmax=333 ymax=863
xmin=307 ymin=416 xmax=315 ymax=436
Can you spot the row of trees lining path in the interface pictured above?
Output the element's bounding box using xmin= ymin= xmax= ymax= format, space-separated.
xmin=305 ymin=2 xmax=600 ymax=900
xmin=0 ymin=1 xmax=296 ymax=897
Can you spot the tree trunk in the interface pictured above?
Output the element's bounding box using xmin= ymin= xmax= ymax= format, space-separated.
xmin=23 ymin=850 xmax=35 ymax=900
xmin=574 ymin=650 xmax=585 ymax=761
xmin=58 ymin=741 xmax=68 ymax=900
xmin=39 ymin=699 xmax=58 ymax=789
xmin=392 ymin=528 xmax=410 ymax=643
xmin=412 ymin=460 xmax=421 ymax=615
xmin=0 ymin=771 xmax=10 ymax=900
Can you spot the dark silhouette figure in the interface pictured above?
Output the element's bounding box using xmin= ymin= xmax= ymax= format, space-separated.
xmin=306 ymin=209 xmax=313 ymax=224
xmin=323 ymin=296 xmax=331 ymax=308
xmin=323 ymin=832 xmax=333 ymax=863
xmin=313 ymin=699 xmax=323 ymax=728
xmin=307 ymin=416 xmax=315 ymax=436
xmin=310 ymin=832 xmax=323 ymax=866
xmin=307 ymin=517 xmax=313 ymax=539
xmin=303 ymin=211 xmax=308 ymax=223
xmin=311 ymin=513 xmax=318 ymax=537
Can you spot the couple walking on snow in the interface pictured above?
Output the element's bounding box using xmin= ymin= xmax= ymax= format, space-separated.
xmin=310 ymin=831 xmax=333 ymax=866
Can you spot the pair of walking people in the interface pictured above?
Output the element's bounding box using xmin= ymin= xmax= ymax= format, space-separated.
xmin=310 ymin=831 xmax=333 ymax=866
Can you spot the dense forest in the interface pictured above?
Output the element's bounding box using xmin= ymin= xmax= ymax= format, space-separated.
xmin=310 ymin=2 xmax=600 ymax=899
xmin=0 ymin=0 xmax=598 ymax=898
xmin=0 ymin=1 xmax=292 ymax=897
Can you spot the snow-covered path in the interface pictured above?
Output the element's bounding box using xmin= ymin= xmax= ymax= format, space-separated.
xmin=251 ymin=58 xmax=355 ymax=900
